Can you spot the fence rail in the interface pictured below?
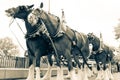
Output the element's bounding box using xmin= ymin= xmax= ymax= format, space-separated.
xmin=0 ymin=56 xmax=49 ymax=68
xmin=0 ymin=56 xmax=28 ymax=68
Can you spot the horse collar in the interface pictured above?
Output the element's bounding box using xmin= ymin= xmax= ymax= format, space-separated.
xmin=25 ymin=20 xmax=48 ymax=39
xmin=51 ymin=18 xmax=65 ymax=39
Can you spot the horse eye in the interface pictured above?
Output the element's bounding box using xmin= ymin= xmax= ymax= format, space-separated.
xmin=91 ymin=36 xmax=94 ymax=40
xmin=19 ymin=6 xmax=26 ymax=10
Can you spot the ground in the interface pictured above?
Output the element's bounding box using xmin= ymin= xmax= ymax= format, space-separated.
xmin=15 ymin=72 xmax=120 ymax=80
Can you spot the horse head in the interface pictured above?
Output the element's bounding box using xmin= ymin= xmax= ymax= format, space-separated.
xmin=5 ymin=4 xmax=45 ymax=35
xmin=87 ymin=32 xmax=96 ymax=43
xmin=5 ymin=4 xmax=34 ymax=19
xmin=88 ymin=33 xmax=114 ymax=61
xmin=87 ymin=32 xmax=100 ymax=51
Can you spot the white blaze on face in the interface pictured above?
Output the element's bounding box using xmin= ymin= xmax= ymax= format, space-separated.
xmin=89 ymin=43 xmax=93 ymax=53
xmin=27 ymin=12 xmax=39 ymax=26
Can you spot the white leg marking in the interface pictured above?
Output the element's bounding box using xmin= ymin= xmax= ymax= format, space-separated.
xmin=64 ymin=69 xmax=70 ymax=78
xmin=107 ymin=68 xmax=114 ymax=80
xmin=60 ymin=66 xmax=64 ymax=80
xmin=70 ymin=69 xmax=78 ymax=80
xmin=87 ymin=67 xmax=93 ymax=77
xmin=42 ymin=65 xmax=51 ymax=80
xmin=77 ymin=68 xmax=83 ymax=80
xmin=108 ymin=63 xmax=114 ymax=80
xmin=83 ymin=67 xmax=89 ymax=80
xmin=95 ymin=70 xmax=103 ymax=80
xmin=35 ymin=67 xmax=41 ymax=80
xmin=56 ymin=67 xmax=64 ymax=80
xmin=103 ymin=69 xmax=109 ymax=80
xmin=26 ymin=64 xmax=34 ymax=80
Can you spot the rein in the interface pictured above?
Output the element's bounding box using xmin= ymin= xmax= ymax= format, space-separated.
xmin=9 ymin=18 xmax=60 ymax=65
xmin=9 ymin=18 xmax=26 ymax=51
xmin=40 ymin=11 xmax=64 ymax=39
xmin=15 ymin=19 xmax=25 ymax=35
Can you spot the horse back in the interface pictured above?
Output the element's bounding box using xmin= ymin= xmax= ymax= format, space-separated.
xmin=65 ymin=26 xmax=89 ymax=49
xmin=76 ymin=32 xmax=89 ymax=48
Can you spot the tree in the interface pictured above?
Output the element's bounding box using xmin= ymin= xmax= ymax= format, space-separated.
xmin=0 ymin=37 xmax=20 ymax=56
xmin=114 ymin=53 xmax=120 ymax=62
xmin=114 ymin=21 xmax=120 ymax=39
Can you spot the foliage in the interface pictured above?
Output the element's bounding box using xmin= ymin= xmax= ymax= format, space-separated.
xmin=114 ymin=22 xmax=120 ymax=39
xmin=113 ymin=51 xmax=120 ymax=62
xmin=0 ymin=37 xmax=19 ymax=56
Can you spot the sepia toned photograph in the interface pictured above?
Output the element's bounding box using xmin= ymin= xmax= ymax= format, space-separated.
xmin=0 ymin=0 xmax=120 ymax=80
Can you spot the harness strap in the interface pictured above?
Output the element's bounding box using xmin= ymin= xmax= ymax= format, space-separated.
xmin=25 ymin=20 xmax=47 ymax=39
xmin=71 ymin=29 xmax=77 ymax=46
xmin=26 ymin=19 xmax=61 ymax=67
xmin=41 ymin=30 xmax=61 ymax=67
xmin=52 ymin=17 xmax=65 ymax=39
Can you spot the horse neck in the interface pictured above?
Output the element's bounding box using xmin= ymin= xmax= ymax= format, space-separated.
xmin=24 ymin=19 xmax=38 ymax=34
xmin=41 ymin=12 xmax=59 ymax=37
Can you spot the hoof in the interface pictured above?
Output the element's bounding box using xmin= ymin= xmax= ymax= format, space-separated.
xmin=109 ymin=76 xmax=114 ymax=80
xmin=35 ymin=78 xmax=40 ymax=80
xmin=95 ymin=78 xmax=101 ymax=80
xmin=64 ymin=75 xmax=70 ymax=78
xmin=41 ymin=76 xmax=51 ymax=80
xmin=26 ymin=78 xmax=34 ymax=80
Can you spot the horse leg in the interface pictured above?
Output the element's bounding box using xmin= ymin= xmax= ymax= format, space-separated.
xmin=55 ymin=54 xmax=64 ymax=80
xmin=56 ymin=66 xmax=64 ymax=80
xmin=82 ymin=63 xmax=89 ymax=80
xmin=77 ymin=67 xmax=83 ymax=80
xmin=42 ymin=55 xmax=53 ymax=80
xmin=107 ymin=63 xmax=114 ymax=80
xmin=103 ymin=64 xmax=109 ymax=80
xmin=95 ymin=64 xmax=103 ymax=80
xmin=26 ymin=55 xmax=34 ymax=80
xmin=72 ymin=53 xmax=82 ymax=80
xmin=87 ymin=64 xmax=93 ymax=78
xmin=41 ymin=64 xmax=52 ymax=80
xmin=35 ymin=55 xmax=41 ymax=80
xmin=80 ymin=50 xmax=89 ymax=80
xmin=65 ymin=50 xmax=77 ymax=80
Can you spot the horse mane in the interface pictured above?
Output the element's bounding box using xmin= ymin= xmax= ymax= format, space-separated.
xmin=39 ymin=9 xmax=60 ymax=22
xmin=48 ymin=12 xmax=59 ymax=20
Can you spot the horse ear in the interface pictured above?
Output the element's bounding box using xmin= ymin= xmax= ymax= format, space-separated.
xmin=40 ymin=2 xmax=43 ymax=8
xmin=27 ymin=4 xmax=34 ymax=9
xmin=91 ymin=32 xmax=93 ymax=35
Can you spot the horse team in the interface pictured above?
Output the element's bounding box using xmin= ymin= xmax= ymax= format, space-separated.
xmin=5 ymin=2 xmax=114 ymax=80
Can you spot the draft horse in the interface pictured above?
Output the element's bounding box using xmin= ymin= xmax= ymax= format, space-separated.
xmin=5 ymin=4 xmax=58 ymax=80
xmin=5 ymin=3 xmax=91 ymax=80
xmin=27 ymin=3 xmax=92 ymax=79
xmin=87 ymin=33 xmax=114 ymax=80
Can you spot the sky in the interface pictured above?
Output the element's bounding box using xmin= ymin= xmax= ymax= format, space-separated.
xmin=0 ymin=0 xmax=120 ymax=56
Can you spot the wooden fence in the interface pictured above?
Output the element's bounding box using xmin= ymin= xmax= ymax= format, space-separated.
xmin=0 ymin=55 xmax=117 ymax=72
xmin=0 ymin=56 xmax=49 ymax=68
xmin=0 ymin=56 xmax=28 ymax=68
